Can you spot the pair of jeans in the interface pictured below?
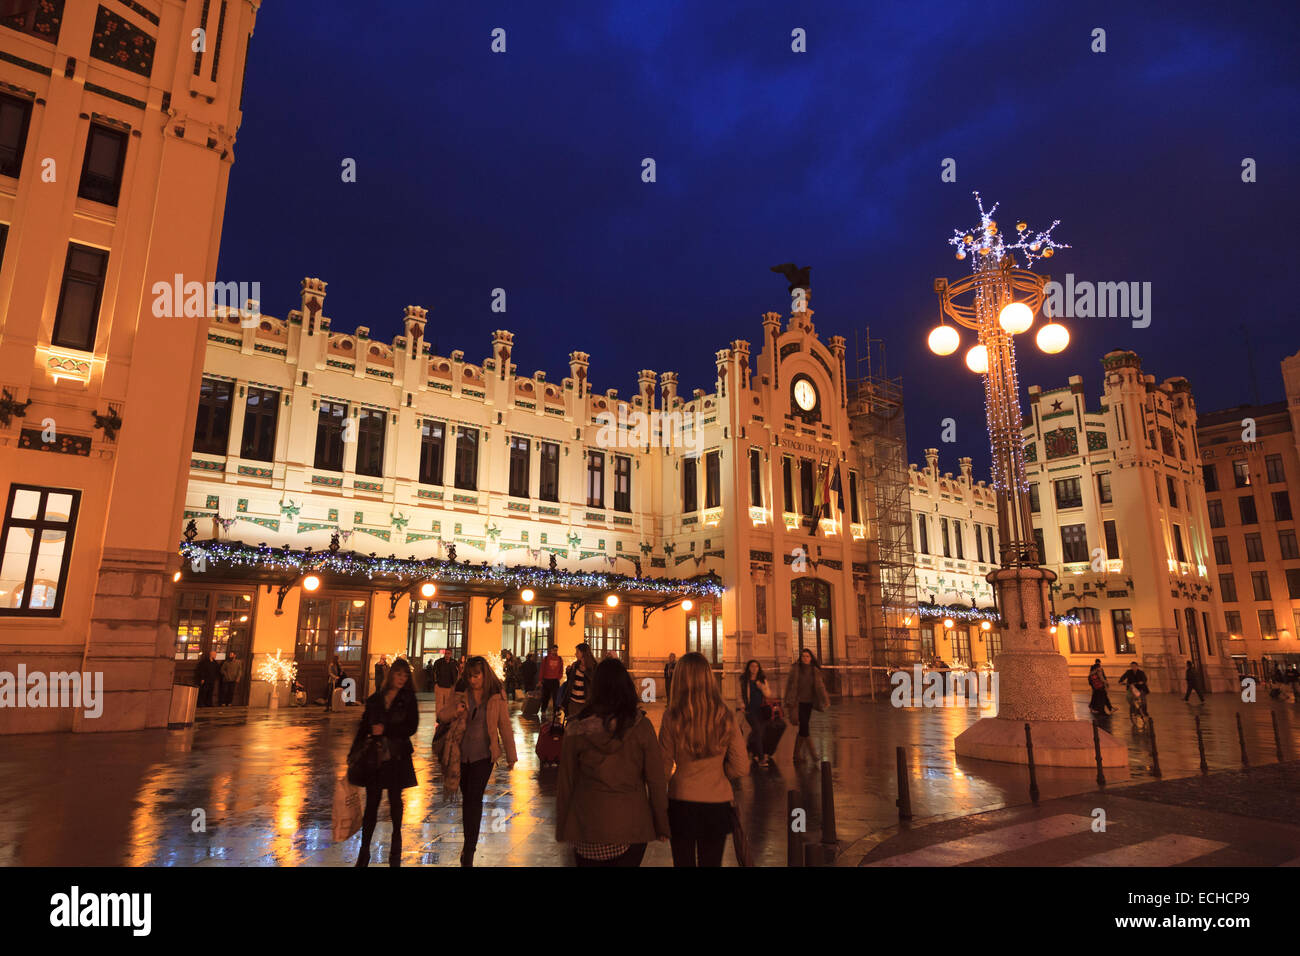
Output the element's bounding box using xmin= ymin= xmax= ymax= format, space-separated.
xmin=360 ymin=784 xmax=403 ymax=861
xmin=539 ymin=679 xmax=560 ymax=717
xmin=667 ymin=799 xmax=731 ymax=867
xmin=459 ymin=758 xmax=494 ymax=853
xmin=797 ymin=702 xmax=813 ymax=738
xmin=575 ymin=843 xmax=647 ymax=867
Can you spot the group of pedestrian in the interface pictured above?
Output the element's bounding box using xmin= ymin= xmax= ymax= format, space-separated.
xmin=1089 ymin=658 xmax=1206 ymax=716
xmin=195 ymin=649 xmax=243 ymax=707
xmin=501 ymin=651 xmax=522 ymax=700
xmin=345 ymin=645 xmax=833 ymax=867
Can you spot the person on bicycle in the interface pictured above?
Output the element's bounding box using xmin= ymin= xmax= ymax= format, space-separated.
xmin=1118 ymin=661 xmax=1149 ymax=712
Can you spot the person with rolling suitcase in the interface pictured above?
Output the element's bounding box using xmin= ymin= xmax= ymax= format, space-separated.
xmin=536 ymin=710 xmax=565 ymax=766
xmin=740 ymin=659 xmax=772 ymax=768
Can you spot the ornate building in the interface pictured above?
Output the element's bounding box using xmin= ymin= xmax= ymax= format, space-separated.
xmin=0 ymin=0 xmax=261 ymax=732
xmin=176 ymin=285 xmax=876 ymax=704
xmin=1022 ymin=350 xmax=1236 ymax=693
xmin=1196 ymin=349 xmax=1300 ymax=678
xmin=908 ymin=448 xmax=1002 ymax=666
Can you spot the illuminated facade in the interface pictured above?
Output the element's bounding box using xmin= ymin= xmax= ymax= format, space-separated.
xmin=0 ymin=0 xmax=260 ymax=732
xmin=1196 ymin=348 xmax=1300 ymax=678
xmin=176 ymin=287 xmax=878 ymax=704
xmin=1023 ymin=350 xmax=1236 ymax=693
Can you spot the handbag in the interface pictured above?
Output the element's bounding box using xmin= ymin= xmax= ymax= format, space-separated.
xmin=346 ymin=734 xmax=392 ymax=787
xmin=331 ymin=775 xmax=364 ymax=842
xmin=730 ymin=803 xmax=754 ymax=867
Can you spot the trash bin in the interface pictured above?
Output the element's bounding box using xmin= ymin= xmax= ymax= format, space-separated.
xmin=168 ymin=682 xmax=199 ymax=729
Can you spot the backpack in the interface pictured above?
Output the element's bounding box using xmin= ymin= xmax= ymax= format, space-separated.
xmin=1088 ymin=670 xmax=1104 ymax=690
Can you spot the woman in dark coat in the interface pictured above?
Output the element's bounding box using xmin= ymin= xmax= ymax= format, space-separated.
xmin=350 ymin=657 xmax=419 ymax=867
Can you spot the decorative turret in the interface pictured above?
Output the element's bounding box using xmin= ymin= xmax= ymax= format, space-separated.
xmin=660 ymin=371 xmax=679 ymax=409
xmin=637 ymin=369 xmax=657 ymax=409
xmin=715 ymin=348 xmax=731 ymax=398
xmin=925 ymin=447 xmax=939 ymax=475
xmin=301 ymin=277 xmax=327 ymax=336
xmin=492 ymin=330 xmax=514 ymax=382
xmin=568 ymin=351 xmax=590 ymax=399
xmin=403 ymin=306 xmax=427 ymax=360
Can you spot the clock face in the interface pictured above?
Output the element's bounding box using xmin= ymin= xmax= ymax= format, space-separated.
xmin=794 ymin=379 xmax=817 ymax=411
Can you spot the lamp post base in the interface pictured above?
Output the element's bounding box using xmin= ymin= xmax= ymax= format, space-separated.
xmin=955 ymin=716 xmax=1127 ymax=768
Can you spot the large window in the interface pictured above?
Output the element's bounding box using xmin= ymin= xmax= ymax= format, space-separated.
xmin=799 ymin=459 xmax=815 ymax=518
xmin=1213 ymin=536 xmax=1231 ymax=565
xmin=940 ymin=518 xmax=951 ymax=558
xmin=419 ymin=420 xmax=445 ymax=486
xmin=975 ymin=523 xmax=984 ymax=562
xmin=705 ymin=450 xmax=721 ymax=509
xmin=749 ymin=449 xmax=763 ymax=509
xmin=1111 ymin=608 xmax=1135 ymax=654
xmin=355 ymin=407 xmax=386 ymax=478
xmin=613 ymin=454 xmax=632 ymax=512
xmin=1202 ymin=464 xmax=1219 ymax=493
xmin=1251 ymin=570 xmax=1271 ymax=601
xmin=1266 ymin=454 xmax=1285 ymax=484
xmin=1166 ymin=476 xmax=1179 ymax=509
xmin=848 ymin=470 xmax=860 ymax=524
xmin=1258 ymin=609 xmax=1278 ymax=639
xmin=1287 ymin=568 xmax=1300 ymax=600
xmin=1208 ymin=500 xmax=1225 ymax=528
xmin=1061 ymin=523 xmax=1088 ymax=563
xmin=314 ymin=400 xmax=347 ymax=472
xmin=1069 ymin=607 xmax=1103 ymax=654
xmin=1097 ymin=473 xmax=1113 ymax=504
xmin=1104 ymin=519 xmax=1120 ymax=560
xmin=0 ymin=486 xmax=80 ymax=616
xmin=1245 ymin=533 xmax=1264 ymax=562
xmin=954 ymin=521 xmax=965 ymax=559
xmin=585 ymin=606 xmax=629 ymax=664
xmin=683 ymin=456 xmax=699 ymax=512
xmin=240 ymin=386 xmax=279 ymax=461
xmin=1233 ymin=459 xmax=1251 ymax=488
xmin=1239 ymin=495 xmax=1258 ymax=525
xmin=509 ymin=436 xmax=531 ymax=498
xmin=987 ymin=527 xmax=995 ymax=565
xmin=0 ymin=92 xmax=34 ymax=178
xmin=296 ymin=596 xmax=369 ymax=700
xmin=171 ymin=589 xmax=254 ymax=703
xmin=781 ymin=457 xmax=794 ymax=512
xmin=685 ymin=597 xmax=723 ymax=667
xmin=539 ymin=441 xmax=559 ymax=501
xmin=52 ymin=243 xmax=109 ymax=352
xmin=192 ymin=377 xmax=233 ymax=455
xmin=1028 ymin=483 xmax=1041 ymax=513
xmin=917 ymin=514 xmax=929 ymax=555
xmin=1273 ymin=491 xmax=1292 ymax=521
xmin=1173 ymin=525 xmax=1187 ymax=563
xmin=502 ymin=602 xmax=552 ymax=659
xmin=1055 ymin=477 xmax=1082 ymax=510
xmin=407 ymin=600 xmax=466 ymax=662
xmin=586 ymin=450 xmax=605 ymax=508
xmin=454 ymin=427 xmax=479 ymax=490
xmin=77 ymin=123 xmax=128 ymax=206
xmin=950 ymin=626 xmax=972 ymax=665
xmin=1281 ymin=530 xmax=1300 ymax=561
xmin=1219 ymin=573 xmax=1237 ymax=602
xmin=1225 ymin=610 xmax=1242 ymax=636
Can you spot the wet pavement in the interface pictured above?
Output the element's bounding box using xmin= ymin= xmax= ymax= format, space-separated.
xmin=1 ymin=689 xmax=1297 ymax=866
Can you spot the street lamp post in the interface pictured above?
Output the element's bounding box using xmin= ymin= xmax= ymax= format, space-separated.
xmin=928 ymin=194 xmax=1125 ymax=768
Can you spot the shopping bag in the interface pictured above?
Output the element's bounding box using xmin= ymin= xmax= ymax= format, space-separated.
xmin=332 ymin=775 xmax=364 ymax=842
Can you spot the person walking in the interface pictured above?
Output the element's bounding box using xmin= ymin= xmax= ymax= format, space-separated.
xmin=1183 ymin=659 xmax=1204 ymax=703
xmin=326 ymin=655 xmax=345 ymax=711
xmin=740 ymin=659 xmax=773 ymax=768
xmin=783 ymin=648 xmax=829 ymax=763
xmin=423 ymin=658 xmax=436 ymax=693
xmin=373 ymin=655 xmax=390 ymax=696
xmin=658 ymin=652 xmax=748 ymax=867
xmin=521 ymin=652 xmax=539 ymax=694
xmin=566 ymin=643 xmax=598 ymax=719
xmin=556 ymin=658 xmax=669 ymax=866
xmin=436 ymin=656 xmax=518 ymax=867
xmin=220 ymin=651 xmax=243 ymax=706
xmin=503 ymin=651 xmax=521 ymax=701
xmin=664 ymin=652 xmax=677 ymax=702
xmin=197 ymin=650 xmax=220 ymax=707
xmin=538 ymin=644 xmax=564 ymax=722
xmin=432 ymin=648 xmax=459 ymax=716
xmin=350 ymin=657 xmax=419 ymax=867
xmin=1087 ymin=659 xmax=1114 ymax=714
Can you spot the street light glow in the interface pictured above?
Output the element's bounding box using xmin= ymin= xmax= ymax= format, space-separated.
xmin=1036 ymin=322 xmax=1069 ymax=354
xmin=419 ymin=581 xmax=436 ymax=598
xmin=998 ymin=301 xmax=1034 ymax=334
xmin=928 ymin=325 xmax=960 ymax=356
xmin=965 ymin=344 xmax=989 ymax=374
xmin=302 ymin=574 xmax=321 ymax=592
xmin=520 ymin=588 xmax=535 ymax=603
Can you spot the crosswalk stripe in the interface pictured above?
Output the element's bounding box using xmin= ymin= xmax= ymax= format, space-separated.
xmin=1067 ymin=834 xmax=1227 ymax=867
xmin=866 ymin=814 xmax=1093 ymax=867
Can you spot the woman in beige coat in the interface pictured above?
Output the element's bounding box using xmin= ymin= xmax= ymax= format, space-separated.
xmin=436 ymin=656 xmax=518 ymax=866
xmin=658 ymin=652 xmax=748 ymax=867
xmin=784 ymin=648 xmax=830 ymax=763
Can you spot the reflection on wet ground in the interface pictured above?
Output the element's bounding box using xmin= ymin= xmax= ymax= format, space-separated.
xmin=1 ymin=690 xmax=1296 ymax=866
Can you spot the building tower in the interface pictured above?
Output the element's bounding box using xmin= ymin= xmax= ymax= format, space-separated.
xmin=0 ymin=0 xmax=261 ymax=732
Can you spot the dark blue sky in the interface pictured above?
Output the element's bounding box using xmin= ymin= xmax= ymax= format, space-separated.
xmin=218 ymin=0 xmax=1300 ymax=476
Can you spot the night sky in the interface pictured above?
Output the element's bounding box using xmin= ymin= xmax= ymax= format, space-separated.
xmin=217 ymin=0 xmax=1299 ymax=476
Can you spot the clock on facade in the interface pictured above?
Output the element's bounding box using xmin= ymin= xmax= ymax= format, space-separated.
xmin=793 ymin=378 xmax=817 ymax=411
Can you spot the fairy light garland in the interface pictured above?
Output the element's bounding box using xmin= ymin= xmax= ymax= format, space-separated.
xmin=178 ymin=540 xmax=726 ymax=598
xmin=949 ymin=191 xmax=1069 ymax=268
xmin=914 ymin=603 xmax=1079 ymax=627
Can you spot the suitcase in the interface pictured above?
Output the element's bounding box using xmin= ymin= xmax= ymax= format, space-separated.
xmin=762 ymin=715 xmax=787 ymax=756
xmin=535 ymin=717 xmax=564 ymax=766
xmin=522 ymin=693 xmax=542 ymax=720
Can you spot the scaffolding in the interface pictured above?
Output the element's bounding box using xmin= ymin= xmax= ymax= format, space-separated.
xmin=849 ymin=329 xmax=919 ymax=670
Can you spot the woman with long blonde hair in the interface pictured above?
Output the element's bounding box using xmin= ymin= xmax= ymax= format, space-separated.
xmin=658 ymin=652 xmax=748 ymax=866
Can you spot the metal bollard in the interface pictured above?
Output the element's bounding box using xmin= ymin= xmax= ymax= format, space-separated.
xmin=1272 ymin=710 xmax=1284 ymax=762
xmin=787 ymin=789 xmax=804 ymax=867
xmin=1024 ymin=723 xmax=1039 ymax=804
xmin=1148 ymin=716 xmax=1162 ymax=777
xmin=1195 ymin=714 xmax=1208 ymax=774
xmin=820 ymin=760 xmax=838 ymax=850
xmin=1236 ymin=712 xmax=1249 ymax=768
xmin=1093 ymin=721 xmax=1106 ymax=788
xmin=895 ymin=746 xmax=913 ymax=821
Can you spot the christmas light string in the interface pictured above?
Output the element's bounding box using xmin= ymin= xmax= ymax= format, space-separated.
xmin=949 ymin=191 xmax=1069 ymax=270
xmin=914 ymin=603 xmax=1079 ymax=627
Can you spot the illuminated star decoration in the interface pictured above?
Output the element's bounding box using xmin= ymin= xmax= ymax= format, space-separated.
xmin=948 ymin=191 xmax=1069 ymax=270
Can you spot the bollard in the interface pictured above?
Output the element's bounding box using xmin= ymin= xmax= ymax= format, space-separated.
xmin=1236 ymin=712 xmax=1249 ymax=768
xmin=1148 ymin=716 xmax=1162 ymax=777
xmin=787 ymin=789 xmax=804 ymax=867
xmin=1272 ymin=710 xmax=1284 ymax=762
xmin=895 ymin=746 xmax=913 ymax=821
xmin=1195 ymin=714 xmax=1208 ymax=774
xmin=1092 ymin=721 xmax=1106 ymax=788
xmin=1024 ymin=723 xmax=1040 ymax=804
xmin=820 ymin=760 xmax=838 ymax=851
